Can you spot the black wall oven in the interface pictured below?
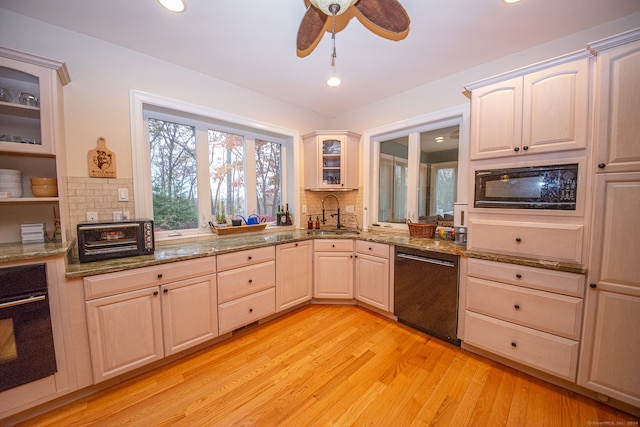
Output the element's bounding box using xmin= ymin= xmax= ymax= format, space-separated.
xmin=0 ymin=263 xmax=57 ymax=392
xmin=474 ymin=163 xmax=579 ymax=210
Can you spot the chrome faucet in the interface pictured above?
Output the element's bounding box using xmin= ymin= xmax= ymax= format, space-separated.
xmin=321 ymin=194 xmax=341 ymax=229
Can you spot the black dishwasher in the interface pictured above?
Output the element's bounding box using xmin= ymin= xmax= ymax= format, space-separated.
xmin=394 ymin=246 xmax=460 ymax=346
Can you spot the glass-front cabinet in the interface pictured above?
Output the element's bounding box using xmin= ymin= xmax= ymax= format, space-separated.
xmin=0 ymin=47 xmax=70 ymax=243
xmin=303 ymin=130 xmax=360 ymax=191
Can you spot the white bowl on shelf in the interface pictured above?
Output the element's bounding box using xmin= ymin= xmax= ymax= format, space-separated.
xmin=0 ymin=183 xmax=23 ymax=198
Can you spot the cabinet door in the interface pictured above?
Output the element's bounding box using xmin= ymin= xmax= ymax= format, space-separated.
xmin=578 ymin=172 xmax=640 ymax=407
xmin=276 ymin=241 xmax=312 ymax=312
xmin=522 ymin=58 xmax=589 ymax=155
xmin=469 ymin=76 xmax=523 ymax=160
xmin=593 ymin=39 xmax=640 ymax=173
xmin=161 ymin=274 xmax=218 ymax=356
xmin=313 ymin=252 xmax=354 ymax=299
xmin=85 ymin=287 xmax=163 ymax=383
xmin=355 ymin=252 xmax=390 ymax=311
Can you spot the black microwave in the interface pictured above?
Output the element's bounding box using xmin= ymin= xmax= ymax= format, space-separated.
xmin=77 ymin=219 xmax=154 ymax=263
xmin=474 ymin=163 xmax=578 ymax=210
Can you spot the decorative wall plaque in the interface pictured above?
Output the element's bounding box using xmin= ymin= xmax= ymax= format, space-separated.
xmin=88 ymin=136 xmax=116 ymax=178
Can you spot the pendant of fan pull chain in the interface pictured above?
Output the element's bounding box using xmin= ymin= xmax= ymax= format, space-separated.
xmin=297 ymin=0 xmax=410 ymax=57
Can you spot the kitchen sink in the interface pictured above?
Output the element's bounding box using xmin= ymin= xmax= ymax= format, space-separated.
xmin=307 ymin=229 xmax=360 ymax=236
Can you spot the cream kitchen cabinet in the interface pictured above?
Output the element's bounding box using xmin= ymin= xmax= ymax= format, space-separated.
xmin=466 ymin=52 xmax=590 ymax=161
xmin=0 ymin=48 xmax=70 ymax=244
xmin=588 ymin=29 xmax=640 ymax=174
xmin=217 ymin=246 xmax=276 ymax=334
xmin=354 ymin=240 xmax=391 ymax=311
xmin=577 ymin=171 xmax=640 ymax=408
xmin=276 ymin=240 xmax=313 ymax=312
xmin=84 ymin=257 xmax=218 ymax=383
xmin=303 ymin=130 xmax=360 ymax=191
xmin=313 ymin=239 xmax=354 ymax=299
xmin=467 ymin=215 xmax=584 ymax=264
xmin=463 ymin=258 xmax=585 ymax=381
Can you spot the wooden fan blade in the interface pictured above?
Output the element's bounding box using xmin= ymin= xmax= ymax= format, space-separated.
xmin=297 ymin=6 xmax=329 ymax=58
xmin=355 ymin=0 xmax=410 ymax=35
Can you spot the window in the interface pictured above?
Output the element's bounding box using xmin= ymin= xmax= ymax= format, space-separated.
xmin=366 ymin=105 xmax=469 ymax=230
xmin=130 ymin=91 xmax=296 ymax=238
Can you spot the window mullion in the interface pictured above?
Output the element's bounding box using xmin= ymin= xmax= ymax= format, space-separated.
xmin=244 ymin=138 xmax=257 ymax=216
xmin=407 ymin=132 xmax=421 ymax=222
xmin=195 ymin=126 xmax=210 ymax=228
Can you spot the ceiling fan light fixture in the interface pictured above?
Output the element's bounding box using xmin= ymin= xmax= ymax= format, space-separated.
xmin=308 ymin=0 xmax=357 ymax=16
xmin=158 ymin=0 xmax=186 ymax=13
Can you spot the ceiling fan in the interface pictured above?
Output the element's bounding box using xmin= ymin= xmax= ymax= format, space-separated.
xmin=297 ymin=0 xmax=410 ymax=58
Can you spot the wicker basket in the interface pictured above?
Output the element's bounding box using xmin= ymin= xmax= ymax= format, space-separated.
xmin=407 ymin=220 xmax=436 ymax=238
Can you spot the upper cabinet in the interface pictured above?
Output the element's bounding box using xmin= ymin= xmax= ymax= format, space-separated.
xmin=303 ymin=130 xmax=360 ymax=191
xmin=588 ymin=29 xmax=640 ymax=174
xmin=0 ymin=48 xmax=70 ymax=243
xmin=466 ymin=51 xmax=591 ymax=161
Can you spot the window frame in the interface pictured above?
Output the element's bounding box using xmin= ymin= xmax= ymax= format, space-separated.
xmin=129 ymin=90 xmax=300 ymax=239
xmin=363 ymin=104 xmax=470 ymax=231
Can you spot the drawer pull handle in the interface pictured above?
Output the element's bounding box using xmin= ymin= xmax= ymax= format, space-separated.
xmin=157 ymin=273 xmax=163 ymax=279
xmin=516 ymin=274 xmax=522 ymax=279
xmin=514 ymin=304 xmax=520 ymax=310
xmin=515 ymin=237 xmax=521 ymax=243
xmin=590 ymin=283 xmax=597 ymax=289
xmin=511 ymin=341 xmax=517 ymax=347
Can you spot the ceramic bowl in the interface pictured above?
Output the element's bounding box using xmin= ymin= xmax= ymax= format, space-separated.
xmin=30 ymin=177 xmax=57 ymax=186
xmin=31 ymin=184 xmax=58 ymax=197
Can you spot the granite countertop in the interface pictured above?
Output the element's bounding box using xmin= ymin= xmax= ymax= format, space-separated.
xmin=0 ymin=227 xmax=586 ymax=277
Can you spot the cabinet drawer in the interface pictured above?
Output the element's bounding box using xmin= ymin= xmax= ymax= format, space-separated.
xmin=467 ymin=258 xmax=585 ymax=297
xmin=466 ymin=277 xmax=583 ymax=339
xmin=464 ymin=311 xmax=579 ymax=381
xmin=468 ymin=218 xmax=583 ymax=263
xmin=218 ymin=288 xmax=276 ymax=334
xmin=355 ymin=240 xmax=389 ymax=259
xmin=314 ymin=239 xmax=354 ymax=252
xmin=84 ymin=257 xmax=216 ymax=299
xmin=217 ymin=261 xmax=275 ymax=303
xmin=216 ymin=246 xmax=275 ymax=271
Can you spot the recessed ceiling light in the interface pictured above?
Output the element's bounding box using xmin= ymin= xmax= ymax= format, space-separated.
xmin=503 ymin=0 xmax=522 ymax=4
xmin=158 ymin=0 xmax=185 ymax=13
xmin=435 ymin=136 xmax=445 ymax=143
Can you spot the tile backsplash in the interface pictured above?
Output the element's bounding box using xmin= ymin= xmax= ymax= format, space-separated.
xmin=65 ymin=176 xmax=135 ymax=239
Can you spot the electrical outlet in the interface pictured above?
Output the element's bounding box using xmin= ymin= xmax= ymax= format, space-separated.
xmin=346 ymin=205 xmax=355 ymax=214
xmin=87 ymin=211 xmax=98 ymax=221
xmin=302 ymin=205 xmax=307 ymax=213
xmin=118 ymin=188 xmax=129 ymax=201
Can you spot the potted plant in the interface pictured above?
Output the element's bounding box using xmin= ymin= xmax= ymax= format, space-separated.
xmin=215 ymin=201 xmax=227 ymax=226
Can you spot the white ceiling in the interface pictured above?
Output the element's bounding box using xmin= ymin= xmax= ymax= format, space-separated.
xmin=1 ymin=0 xmax=639 ymax=118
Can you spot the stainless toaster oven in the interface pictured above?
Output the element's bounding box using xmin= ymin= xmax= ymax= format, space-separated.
xmin=77 ymin=219 xmax=154 ymax=263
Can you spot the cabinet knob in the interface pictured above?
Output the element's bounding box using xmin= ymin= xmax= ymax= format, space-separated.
xmin=248 ymin=256 xmax=252 ymax=260
xmin=163 ymin=288 xmax=168 ymax=293
xmin=295 ymin=243 xmax=298 ymax=246
xmin=153 ymin=290 xmax=159 ymax=296
xmin=522 ymin=146 xmax=529 ymax=151
xmin=590 ymin=283 xmax=597 ymax=289
xmin=515 ymin=237 xmax=521 ymax=243
xmin=248 ymin=279 xmax=253 ymax=284
xmin=332 ymin=244 xmax=335 ymax=248
xmin=157 ymin=273 xmax=163 ymax=279
xmin=249 ymin=308 xmax=254 ymax=313
xmin=514 ymin=147 xmax=520 ymax=152
xmin=511 ymin=341 xmax=517 ymax=347
xmin=514 ymin=304 xmax=520 ymax=310
xmin=369 ymin=247 xmax=373 ymax=251
xmin=516 ymin=273 xmax=522 ymax=279
xmin=598 ymin=163 xmax=606 ymax=169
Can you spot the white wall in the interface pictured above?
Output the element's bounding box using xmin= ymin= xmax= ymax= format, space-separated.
xmin=0 ymin=10 xmax=328 ymax=179
xmin=329 ymin=14 xmax=640 ymax=134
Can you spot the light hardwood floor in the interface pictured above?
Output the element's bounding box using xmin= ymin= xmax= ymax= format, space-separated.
xmin=16 ymin=305 xmax=638 ymax=426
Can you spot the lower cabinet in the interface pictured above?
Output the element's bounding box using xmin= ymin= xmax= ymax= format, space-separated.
xmin=276 ymin=241 xmax=313 ymax=312
xmin=313 ymin=239 xmax=354 ymax=299
xmin=84 ymin=258 xmax=218 ymax=383
xmin=216 ymin=246 xmax=276 ymax=334
xmin=354 ymin=240 xmax=391 ymax=311
xmin=463 ymin=258 xmax=585 ymax=381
